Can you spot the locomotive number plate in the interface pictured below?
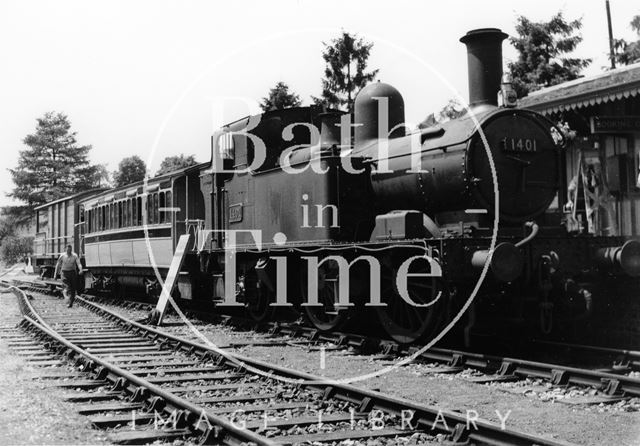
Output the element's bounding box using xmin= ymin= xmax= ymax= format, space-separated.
xmin=500 ymin=137 xmax=538 ymax=153
xmin=229 ymin=204 xmax=243 ymax=223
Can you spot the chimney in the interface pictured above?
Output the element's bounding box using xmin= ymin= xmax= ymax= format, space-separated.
xmin=460 ymin=28 xmax=508 ymax=108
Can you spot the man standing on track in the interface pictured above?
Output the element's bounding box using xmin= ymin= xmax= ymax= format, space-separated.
xmin=54 ymin=245 xmax=83 ymax=308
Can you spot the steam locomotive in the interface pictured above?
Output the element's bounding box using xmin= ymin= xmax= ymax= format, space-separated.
xmin=38 ymin=28 xmax=638 ymax=346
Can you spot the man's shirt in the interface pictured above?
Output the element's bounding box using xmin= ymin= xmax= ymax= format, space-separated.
xmin=57 ymin=252 xmax=82 ymax=272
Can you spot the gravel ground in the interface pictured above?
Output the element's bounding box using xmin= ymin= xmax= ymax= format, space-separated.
xmin=0 ymin=290 xmax=110 ymax=445
xmin=95 ymin=300 xmax=640 ymax=446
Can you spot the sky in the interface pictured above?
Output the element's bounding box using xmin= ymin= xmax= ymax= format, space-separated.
xmin=1 ymin=0 xmax=638 ymax=207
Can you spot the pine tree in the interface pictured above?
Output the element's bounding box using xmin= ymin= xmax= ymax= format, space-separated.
xmin=508 ymin=12 xmax=591 ymax=97
xmin=314 ymin=31 xmax=379 ymax=111
xmin=9 ymin=112 xmax=105 ymax=208
xmin=614 ymin=15 xmax=640 ymax=65
xmin=113 ymin=156 xmax=147 ymax=187
xmin=260 ymin=82 xmax=302 ymax=112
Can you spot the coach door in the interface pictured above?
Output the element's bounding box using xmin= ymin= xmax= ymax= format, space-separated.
xmin=172 ymin=176 xmax=187 ymax=249
xmin=75 ymin=203 xmax=86 ymax=257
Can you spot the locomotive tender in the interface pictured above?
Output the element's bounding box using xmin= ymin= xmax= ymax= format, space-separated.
xmin=71 ymin=28 xmax=640 ymax=345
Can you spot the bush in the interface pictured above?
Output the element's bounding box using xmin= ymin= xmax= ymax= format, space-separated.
xmin=0 ymin=235 xmax=33 ymax=265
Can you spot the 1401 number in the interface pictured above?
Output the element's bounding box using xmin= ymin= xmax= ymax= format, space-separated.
xmin=501 ymin=137 xmax=538 ymax=152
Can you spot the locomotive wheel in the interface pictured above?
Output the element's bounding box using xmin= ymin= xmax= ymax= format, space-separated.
xmin=375 ymin=255 xmax=445 ymax=344
xmin=301 ymin=260 xmax=351 ymax=332
xmin=246 ymin=283 xmax=275 ymax=323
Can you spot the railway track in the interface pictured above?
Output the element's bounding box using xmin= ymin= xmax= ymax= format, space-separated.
xmin=9 ymin=278 xmax=640 ymax=404
xmin=79 ymin=297 xmax=640 ymax=402
xmin=0 ymin=283 xmax=572 ymax=446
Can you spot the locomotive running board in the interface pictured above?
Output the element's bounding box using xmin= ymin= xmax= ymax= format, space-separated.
xmin=149 ymin=234 xmax=191 ymax=326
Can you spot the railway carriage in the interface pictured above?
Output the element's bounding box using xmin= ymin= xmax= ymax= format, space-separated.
xmin=80 ymin=163 xmax=207 ymax=299
xmin=33 ymin=189 xmax=106 ymax=277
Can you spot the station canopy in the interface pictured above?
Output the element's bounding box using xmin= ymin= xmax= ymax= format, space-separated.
xmin=518 ymin=62 xmax=640 ymax=115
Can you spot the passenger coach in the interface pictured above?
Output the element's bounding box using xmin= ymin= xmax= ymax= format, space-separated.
xmin=80 ymin=163 xmax=207 ymax=299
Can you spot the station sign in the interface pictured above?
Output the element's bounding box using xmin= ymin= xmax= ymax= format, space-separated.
xmin=590 ymin=116 xmax=640 ymax=134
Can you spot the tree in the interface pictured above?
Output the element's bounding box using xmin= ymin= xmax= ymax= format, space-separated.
xmin=260 ymin=82 xmax=302 ymax=111
xmin=508 ymin=12 xmax=591 ymax=97
xmin=314 ymin=31 xmax=379 ymax=111
xmin=614 ymin=15 xmax=640 ymax=65
xmin=419 ymin=98 xmax=467 ymax=128
xmin=0 ymin=235 xmax=33 ymax=265
xmin=156 ymin=154 xmax=198 ymax=176
xmin=9 ymin=112 xmax=105 ymax=208
xmin=113 ymin=156 xmax=147 ymax=187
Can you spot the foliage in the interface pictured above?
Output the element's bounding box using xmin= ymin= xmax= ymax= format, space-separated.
xmin=419 ymin=98 xmax=467 ymax=128
xmin=437 ymin=98 xmax=467 ymax=122
xmin=0 ymin=215 xmax=16 ymax=244
xmin=508 ymin=12 xmax=591 ymax=97
xmin=0 ymin=235 xmax=34 ymax=265
xmin=1 ymin=206 xmax=31 ymax=227
xmin=9 ymin=112 xmax=106 ymax=208
xmin=260 ymin=82 xmax=302 ymax=112
xmin=112 ymin=155 xmax=147 ymax=187
xmin=0 ymin=206 xmax=32 ymax=255
xmin=156 ymin=154 xmax=198 ymax=176
xmin=313 ymin=31 xmax=379 ymax=111
xmin=614 ymin=15 xmax=640 ymax=65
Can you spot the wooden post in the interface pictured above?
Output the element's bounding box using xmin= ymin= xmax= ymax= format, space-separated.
xmin=150 ymin=234 xmax=191 ymax=325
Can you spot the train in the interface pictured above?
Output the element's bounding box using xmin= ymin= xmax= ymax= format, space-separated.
xmin=33 ymin=28 xmax=640 ymax=346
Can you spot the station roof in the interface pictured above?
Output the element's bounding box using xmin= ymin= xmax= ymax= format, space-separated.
xmin=518 ymin=62 xmax=640 ymax=115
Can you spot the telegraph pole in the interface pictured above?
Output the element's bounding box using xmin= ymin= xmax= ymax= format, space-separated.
xmin=606 ymin=0 xmax=616 ymax=69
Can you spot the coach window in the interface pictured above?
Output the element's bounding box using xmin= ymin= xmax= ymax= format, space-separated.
xmin=136 ymin=197 xmax=142 ymax=225
xmin=98 ymin=206 xmax=102 ymax=231
xmin=148 ymin=195 xmax=154 ymax=224
xmin=110 ymin=204 xmax=114 ymax=229
xmin=154 ymin=193 xmax=159 ymax=224
xmin=165 ymin=191 xmax=172 ymax=223
xmin=159 ymin=192 xmax=166 ymax=223
xmin=87 ymin=210 xmax=91 ymax=233
xmin=132 ymin=198 xmax=137 ymax=227
xmin=116 ymin=202 xmax=121 ymax=228
xmin=126 ymin=199 xmax=130 ymax=227
xmin=129 ymin=199 xmax=133 ymax=226
xmin=148 ymin=194 xmax=153 ymax=224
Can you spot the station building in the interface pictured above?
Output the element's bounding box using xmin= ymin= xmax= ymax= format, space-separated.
xmin=519 ymin=62 xmax=640 ymax=237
